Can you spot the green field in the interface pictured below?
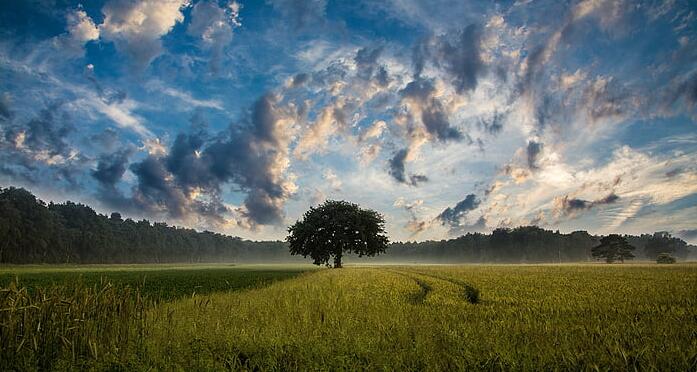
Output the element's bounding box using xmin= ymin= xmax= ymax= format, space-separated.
xmin=2 ymin=264 xmax=696 ymax=370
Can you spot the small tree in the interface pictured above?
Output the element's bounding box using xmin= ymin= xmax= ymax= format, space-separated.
xmin=591 ymin=234 xmax=635 ymax=263
xmin=287 ymin=200 xmax=389 ymax=268
xmin=656 ymin=253 xmax=676 ymax=264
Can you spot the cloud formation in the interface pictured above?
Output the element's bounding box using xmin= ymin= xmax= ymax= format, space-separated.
xmin=100 ymin=0 xmax=189 ymax=70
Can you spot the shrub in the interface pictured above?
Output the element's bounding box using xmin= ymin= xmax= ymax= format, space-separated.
xmin=656 ymin=253 xmax=676 ymax=264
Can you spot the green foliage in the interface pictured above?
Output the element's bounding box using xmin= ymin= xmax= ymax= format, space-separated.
xmin=656 ymin=253 xmax=676 ymax=264
xmin=287 ymin=200 xmax=389 ymax=267
xmin=644 ymin=232 xmax=688 ymax=260
xmin=0 ymin=187 xmax=292 ymax=264
xmin=591 ymin=234 xmax=636 ymax=263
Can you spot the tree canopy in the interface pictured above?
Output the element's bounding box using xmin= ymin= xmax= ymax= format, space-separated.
xmin=286 ymin=200 xmax=389 ymax=267
xmin=591 ymin=234 xmax=636 ymax=263
xmin=644 ymin=232 xmax=688 ymax=260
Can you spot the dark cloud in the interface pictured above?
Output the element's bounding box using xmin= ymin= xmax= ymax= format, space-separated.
xmin=556 ymin=192 xmax=620 ymax=215
xmin=401 ymin=78 xmax=462 ymax=141
xmin=526 ymin=140 xmax=543 ymax=169
xmin=434 ymin=24 xmax=483 ymax=93
xmin=166 ymin=130 xmax=213 ymax=191
xmin=437 ymin=194 xmax=481 ymax=227
xmin=92 ymin=148 xmax=132 ymax=187
xmin=479 ymin=111 xmax=505 ymax=134
xmin=291 ymin=73 xmax=310 ymax=87
xmin=130 ymin=156 xmax=190 ymax=218
xmin=409 ymin=174 xmax=429 ymax=186
xmin=354 ymin=46 xmax=390 ymax=85
xmin=595 ymin=193 xmax=619 ymax=204
xmin=94 ymin=94 xmax=295 ymax=227
xmin=388 ymin=148 xmax=408 ymax=184
xmin=1 ymin=103 xmax=77 ymax=171
xmin=388 ymin=149 xmax=428 ymax=186
xmin=413 ymin=24 xmax=484 ymax=93
xmin=448 ymin=215 xmax=487 ymax=236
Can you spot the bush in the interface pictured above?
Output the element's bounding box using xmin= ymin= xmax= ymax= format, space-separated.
xmin=656 ymin=253 xmax=676 ymax=264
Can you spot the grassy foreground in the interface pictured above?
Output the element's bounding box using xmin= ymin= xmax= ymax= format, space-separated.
xmin=1 ymin=264 xmax=696 ymax=370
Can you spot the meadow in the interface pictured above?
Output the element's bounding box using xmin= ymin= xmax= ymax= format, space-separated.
xmin=1 ymin=264 xmax=696 ymax=370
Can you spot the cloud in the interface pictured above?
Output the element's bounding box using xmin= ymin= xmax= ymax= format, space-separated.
xmin=400 ymin=78 xmax=462 ymax=142
xmin=394 ymin=197 xmax=429 ymax=235
xmin=100 ymin=0 xmax=189 ymax=70
xmin=92 ymin=148 xmax=133 ymax=187
xmin=187 ymin=0 xmax=241 ymax=72
xmin=354 ymin=46 xmax=389 ymax=86
xmin=193 ymin=93 xmax=298 ymax=225
xmin=81 ymin=95 xmax=153 ymax=139
xmin=294 ymin=99 xmax=349 ymax=160
xmin=290 ymin=73 xmax=310 ymax=87
xmin=0 ymin=103 xmax=85 ymax=187
xmin=554 ymin=192 xmax=620 ymax=216
xmin=49 ymin=8 xmax=100 ymax=59
xmin=92 ymin=93 xmax=298 ymax=228
xmin=414 ymin=24 xmax=484 ymax=93
xmin=323 ymin=168 xmax=342 ymax=191
xmin=359 ymin=120 xmax=386 ymax=141
xmin=146 ymin=80 xmax=225 ymax=110
xmin=526 ymin=140 xmax=543 ymax=169
xmin=67 ymin=8 xmax=100 ymax=43
xmin=388 ymin=148 xmax=428 ymax=186
xmin=2 ymin=103 xmax=75 ymax=165
xmin=437 ymin=194 xmax=480 ymax=227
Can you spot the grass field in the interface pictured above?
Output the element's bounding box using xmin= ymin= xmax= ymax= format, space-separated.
xmin=1 ymin=264 xmax=696 ymax=370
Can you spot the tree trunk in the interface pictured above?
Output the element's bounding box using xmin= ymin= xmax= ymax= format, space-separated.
xmin=333 ymin=254 xmax=343 ymax=268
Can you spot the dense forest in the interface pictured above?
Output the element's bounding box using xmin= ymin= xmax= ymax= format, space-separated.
xmin=0 ymin=187 xmax=694 ymax=264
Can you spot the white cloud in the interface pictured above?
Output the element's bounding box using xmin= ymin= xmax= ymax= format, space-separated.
xmin=67 ymin=9 xmax=100 ymax=43
xmin=145 ymin=80 xmax=225 ymax=110
xmin=100 ymin=0 xmax=189 ymax=69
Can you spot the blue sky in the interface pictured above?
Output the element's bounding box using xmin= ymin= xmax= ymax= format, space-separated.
xmin=1 ymin=0 xmax=696 ymax=242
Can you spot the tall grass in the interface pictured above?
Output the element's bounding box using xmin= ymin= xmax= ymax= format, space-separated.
xmin=1 ymin=264 xmax=696 ymax=370
xmin=147 ymin=265 xmax=697 ymax=370
xmin=0 ymin=279 xmax=147 ymax=370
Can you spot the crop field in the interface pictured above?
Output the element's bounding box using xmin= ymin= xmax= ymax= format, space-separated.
xmin=1 ymin=264 xmax=696 ymax=370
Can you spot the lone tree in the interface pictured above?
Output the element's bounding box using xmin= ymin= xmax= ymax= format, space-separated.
xmin=287 ymin=200 xmax=389 ymax=268
xmin=591 ymin=234 xmax=636 ymax=263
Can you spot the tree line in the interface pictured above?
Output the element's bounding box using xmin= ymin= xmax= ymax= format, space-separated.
xmin=0 ymin=187 xmax=694 ymax=264
xmin=383 ymin=227 xmax=694 ymax=263
xmin=0 ymin=187 xmax=293 ymax=264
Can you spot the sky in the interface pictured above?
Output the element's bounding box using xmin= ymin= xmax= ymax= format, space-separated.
xmin=0 ymin=0 xmax=696 ymax=243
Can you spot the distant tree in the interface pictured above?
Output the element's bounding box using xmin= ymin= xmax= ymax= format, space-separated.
xmin=286 ymin=200 xmax=389 ymax=268
xmin=591 ymin=234 xmax=636 ymax=263
xmin=644 ymin=232 xmax=688 ymax=260
xmin=656 ymin=253 xmax=676 ymax=264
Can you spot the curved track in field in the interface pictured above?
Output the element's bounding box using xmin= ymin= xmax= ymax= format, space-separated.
xmin=386 ymin=268 xmax=480 ymax=304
